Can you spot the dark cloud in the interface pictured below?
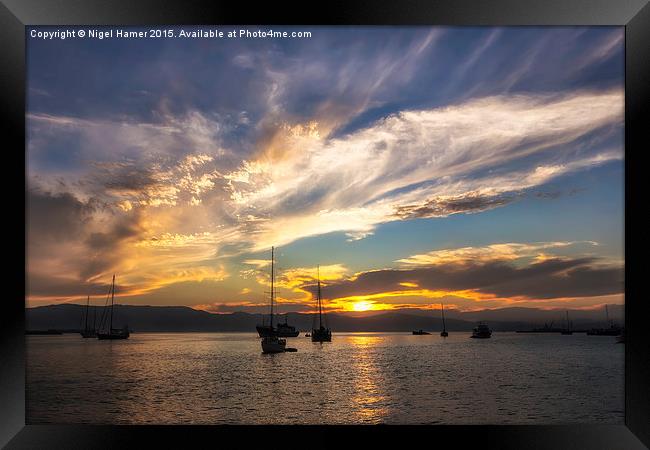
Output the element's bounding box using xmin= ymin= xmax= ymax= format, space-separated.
xmin=27 ymin=188 xmax=95 ymax=241
xmin=534 ymin=188 xmax=584 ymax=200
xmin=85 ymin=211 xmax=144 ymax=251
xmin=306 ymin=257 xmax=623 ymax=301
xmin=102 ymin=167 xmax=159 ymax=193
xmin=81 ymin=210 xmax=146 ymax=279
xmin=393 ymin=192 xmax=517 ymax=220
xmin=26 ymin=273 xmax=114 ymax=297
xmin=27 ymin=185 xmax=149 ymax=289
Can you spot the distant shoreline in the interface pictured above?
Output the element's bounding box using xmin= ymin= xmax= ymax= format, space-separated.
xmin=26 ymin=303 xmax=624 ymax=333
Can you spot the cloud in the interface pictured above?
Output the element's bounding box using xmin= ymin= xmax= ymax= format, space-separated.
xmin=27 ymin=87 xmax=623 ymax=305
xmin=242 ymin=259 xmax=271 ymax=269
xmin=28 ymin=86 xmax=623 ymax=258
xmin=312 ymin=256 xmax=622 ymax=306
xmin=224 ymin=88 xmax=623 ymax=250
xmin=571 ymin=31 xmax=624 ymax=75
xmin=194 ymin=301 xmax=312 ymax=314
xmin=27 ymin=188 xmax=96 ymax=241
xmin=396 ymin=242 xmax=585 ymax=266
xmin=26 ymin=273 xmax=113 ymax=299
xmin=393 ymin=191 xmax=518 ymax=220
xmin=262 ymin=242 xmax=622 ymax=311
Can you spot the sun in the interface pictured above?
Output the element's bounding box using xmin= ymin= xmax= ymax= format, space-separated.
xmin=351 ymin=301 xmax=373 ymax=312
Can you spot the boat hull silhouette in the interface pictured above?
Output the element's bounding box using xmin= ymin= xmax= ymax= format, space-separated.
xmin=586 ymin=327 xmax=622 ymax=336
xmin=471 ymin=323 xmax=492 ymax=338
xmin=80 ymin=330 xmax=97 ymax=338
xmin=97 ymin=328 xmax=130 ymax=340
xmin=256 ymin=324 xmax=300 ymax=338
xmin=311 ymin=327 xmax=331 ymax=342
xmin=261 ymin=336 xmax=286 ymax=353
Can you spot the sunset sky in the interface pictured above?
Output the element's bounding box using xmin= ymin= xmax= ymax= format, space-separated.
xmin=26 ymin=26 xmax=624 ymax=313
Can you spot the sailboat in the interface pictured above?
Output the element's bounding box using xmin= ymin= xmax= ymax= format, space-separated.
xmin=440 ymin=302 xmax=448 ymax=337
xmin=561 ymin=310 xmax=573 ymax=335
xmin=97 ymin=275 xmax=130 ymax=340
xmin=80 ymin=295 xmax=97 ymax=338
xmin=311 ymin=266 xmax=332 ymax=342
xmin=261 ymin=247 xmax=287 ymax=354
xmin=587 ymin=304 xmax=622 ymax=336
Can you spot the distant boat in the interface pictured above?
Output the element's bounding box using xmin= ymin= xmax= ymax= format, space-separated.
xmin=471 ymin=322 xmax=492 ymax=339
xmin=80 ymin=296 xmax=97 ymax=338
xmin=311 ymin=266 xmax=332 ymax=343
xmin=261 ymin=247 xmax=287 ymax=354
xmin=516 ymin=321 xmax=564 ymax=333
xmin=440 ymin=302 xmax=448 ymax=337
xmin=412 ymin=330 xmax=431 ymax=335
xmin=561 ymin=311 xmax=573 ymax=335
xmin=587 ymin=305 xmax=622 ymax=336
xmin=97 ymin=275 xmax=130 ymax=340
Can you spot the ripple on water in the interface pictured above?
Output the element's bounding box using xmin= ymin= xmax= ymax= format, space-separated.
xmin=26 ymin=332 xmax=624 ymax=424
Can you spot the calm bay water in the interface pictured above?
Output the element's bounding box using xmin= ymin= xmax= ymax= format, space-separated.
xmin=26 ymin=332 xmax=624 ymax=424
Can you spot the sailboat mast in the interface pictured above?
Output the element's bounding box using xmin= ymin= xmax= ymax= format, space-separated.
xmin=270 ymin=247 xmax=274 ymax=329
xmin=566 ymin=310 xmax=570 ymax=331
xmin=84 ymin=296 xmax=90 ymax=331
xmin=109 ymin=274 xmax=115 ymax=332
xmin=441 ymin=302 xmax=446 ymax=331
xmin=317 ymin=265 xmax=322 ymax=329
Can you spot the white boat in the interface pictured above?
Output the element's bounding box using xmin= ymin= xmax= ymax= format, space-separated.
xmin=261 ymin=335 xmax=287 ymax=353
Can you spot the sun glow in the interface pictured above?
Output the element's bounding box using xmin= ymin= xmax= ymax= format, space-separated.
xmin=352 ymin=301 xmax=374 ymax=312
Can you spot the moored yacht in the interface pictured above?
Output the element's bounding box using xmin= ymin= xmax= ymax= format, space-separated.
xmin=440 ymin=302 xmax=448 ymax=337
xmin=96 ymin=275 xmax=130 ymax=340
xmin=560 ymin=311 xmax=573 ymax=335
xmin=586 ymin=305 xmax=622 ymax=336
xmin=260 ymin=247 xmax=287 ymax=354
xmin=79 ymin=295 xmax=97 ymax=338
xmin=311 ymin=266 xmax=332 ymax=343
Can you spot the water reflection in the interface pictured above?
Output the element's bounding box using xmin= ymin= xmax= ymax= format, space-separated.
xmin=347 ymin=335 xmax=388 ymax=423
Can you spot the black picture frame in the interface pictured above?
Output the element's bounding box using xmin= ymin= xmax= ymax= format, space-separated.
xmin=2 ymin=0 xmax=649 ymax=448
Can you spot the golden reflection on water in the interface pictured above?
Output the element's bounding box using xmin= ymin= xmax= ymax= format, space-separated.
xmin=347 ymin=335 xmax=388 ymax=423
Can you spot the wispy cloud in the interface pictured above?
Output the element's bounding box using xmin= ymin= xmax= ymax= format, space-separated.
xmin=223 ymin=88 xmax=622 ymax=250
xmin=396 ymin=241 xmax=599 ymax=266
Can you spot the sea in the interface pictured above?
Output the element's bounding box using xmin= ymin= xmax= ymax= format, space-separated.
xmin=26 ymin=332 xmax=624 ymax=424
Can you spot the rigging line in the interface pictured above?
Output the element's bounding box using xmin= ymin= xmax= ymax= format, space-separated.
xmin=98 ymin=281 xmax=112 ymax=332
